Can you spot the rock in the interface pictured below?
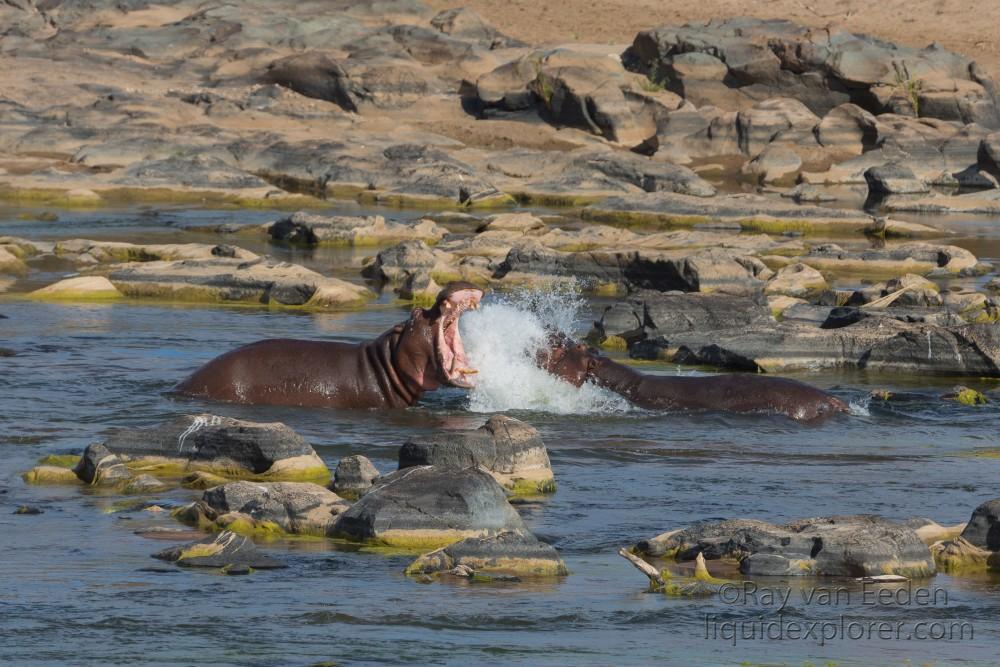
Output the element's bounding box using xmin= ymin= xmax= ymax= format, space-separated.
xmin=405 ymin=530 xmax=568 ymax=577
xmin=957 ymin=499 xmax=1000 ymax=550
xmin=847 ymin=274 xmax=942 ymax=308
xmin=398 ymin=415 xmax=555 ymax=495
xmin=332 ymin=455 xmax=380 ymax=500
xmin=73 ymin=443 xmax=132 ymax=486
xmin=903 ymin=518 xmax=965 ymax=545
xmin=583 ymin=191 xmax=908 ymax=234
xmin=30 ymin=276 xmax=123 ymax=300
xmin=741 ymin=146 xmax=802 ymax=184
xmin=21 ymin=465 xmax=80 ymax=485
xmin=663 ymin=317 xmax=1000 ymax=376
xmin=816 ymin=104 xmax=878 ymax=156
xmin=265 ymin=212 xmax=446 ymax=246
xmin=865 ymin=162 xmax=930 ymax=195
xmin=102 ymin=414 xmax=329 ymax=481
xmin=332 ymin=466 xmax=527 ymax=550
xmin=181 ymin=471 xmax=231 ymax=490
xmin=121 ymin=474 xmax=170 ymax=494
xmin=764 ymin=263 xmax=827 ymax=298
xmin=595 ymin=291 xmax=772 ymax=341
xmin=624 ymin=18 xmax=1000 ymax=126
xmin=13 ymin=505 xmax=43 ymax=515
xmin=108 ymin=258 xmax=372 ymax=309
xmin=496 ymin=243 xmax=768 ymax=295
xmin=429 ymin=7 xmax=519 ymax=48
xmin=153 ymin=531 xmax=286 ymax=570
xmin=0 ymin=246 xmax=28 ymax=275
xmin=941 ymin=386 xmax=988 ymax=405
xmin=636 ymin=515 xmax=934 ymax=577
xmin=264 ymin=52 xmax=362 ymax=113
xmin=476 ymin=213 xmax=546 ymax=234
xmin=176 ymin=481 xmax=350 ymax=537
xmin=932 ymin=500 xmax=1000 ymax=572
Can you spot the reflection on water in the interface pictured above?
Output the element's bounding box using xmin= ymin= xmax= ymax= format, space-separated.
xmin=2 ymin=206 xmax=1000 ymax=666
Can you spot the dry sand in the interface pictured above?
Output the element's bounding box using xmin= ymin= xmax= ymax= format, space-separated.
xmin=428 ymin=0 xmax=999 ymax=77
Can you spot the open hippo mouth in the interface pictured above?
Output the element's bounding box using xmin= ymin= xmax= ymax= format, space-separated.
xmin=436 ymin=287 xmax=483 ymax=389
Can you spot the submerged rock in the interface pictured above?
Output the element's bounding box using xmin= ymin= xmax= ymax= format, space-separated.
xmin=176 ymin=481 xmax=350 ymax=537
xmin=103 ymin=414 xmax=329 ymax=481
xmin=332 ymin=454 xmax=381 ymax=500
xmin=153 ymin=531 xmax=286 ymax=570
xmin=21 ymin=465 xmax=80 ymax=485
xmin=637 ymin=515 xmax=934 ymax=577
xmin=405 ymin=530 xmax=568 ymax=577
xmin=332 ymin=466 xmax=527 ymax=550
xmin=398 ymin=415 xmax=555 ymax=495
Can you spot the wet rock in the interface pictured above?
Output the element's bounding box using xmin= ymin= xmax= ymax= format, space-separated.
xmin=636 ymin=515 xmax=934 ymax=577
xmin=21 ymin=465 xmax=80 ymax=485
xmin=176 ymin=481 xmax=350 ymax=537
xmin=332 ymin=454 xmax=380 ymax=500
xmin=108 ymin=258 xmax=371 ymax=308
xmin=332 ymin=466 xmax=527 ymax=549
xmin=663 ymin=317 xmax=1000 ymax=376
xmin=932 ymin=500 xmax=1000 ymax=572
xmin=74 ymin=443 xmax=132 ymax=486
xmin=399 ymin=415 xmax=555 ymax=495
xmin=941 ymin=386 xmax=988 ymax=405
xmin=405 ymin=530 xmax=568 ymax=577
xmin=181 ymin=471 xmax=231 ymax=490
xmin=13 ymin=505 xmax=43 ymax=515
xmin=266 ymin=212 xmax=446 ymax=246
xmin=865 ymin=162 xmax=930 ymax=195
xmin=103 ymin=414 xmax=329 ymax=481
xmin=153 ymin=530 xmax=286 ymax=570
xmin=121 ymin=474 xmax=170 ymax=494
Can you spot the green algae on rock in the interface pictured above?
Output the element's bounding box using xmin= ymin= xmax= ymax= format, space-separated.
xmin=405 ymin=530 xmax=568 ymax=578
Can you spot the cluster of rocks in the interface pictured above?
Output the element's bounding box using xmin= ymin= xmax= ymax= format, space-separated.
xmin=24 ymin=412 xmax=565 ymax=579
xmin=584 ymin=286 xmax=1000 ymax=377
xmin=3 ymin=2 xmax=1000 ymax=213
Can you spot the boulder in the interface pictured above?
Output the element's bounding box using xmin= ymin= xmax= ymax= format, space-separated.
xmin=176 ymin=481 xmax=350 ymax=537
xmin=865 ymin=162 xmax=930 ymax=195
xmin=153 ymin=531 xmax=286 ymax=570
xmin=332 ymin=454 xmax=381 ymax=500
xmin=636 ymin=515 xmax=934 ymax=577
xmin=741 ymin=146 xmax=802 ymax=183
xmin=764 ymin=263 xmax=827 ymax=298
xmin=932 ymin=500 xmax=1000 ymax=572
xmin=102 ymin=414 xmax=329 ymax=481
xmin=21 ymin=465 xmax=81 ymax=485
xmin=405 ymin=530 xmax=568 ymax=577
xmin=332 ymin=466 xmax=527 ymax=550
xmin=816 ymin=104 xmax=878 ymax=156
xmin=429 ymin=7 xmax=520 ymax=49
xmin=957 ymin=499 xmax=1000 ymax=550
xmin=399 ymin=415 xmax=555 ymax=494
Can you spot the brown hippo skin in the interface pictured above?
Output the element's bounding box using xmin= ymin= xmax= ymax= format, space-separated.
xmin=538 ymin=336 xmax=848 ymax=422
xmin=174 ymin=283 xmax=483 ymax=409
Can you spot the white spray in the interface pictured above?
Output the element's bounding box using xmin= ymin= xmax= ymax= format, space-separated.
xmin=459 ymin=286 xmax=631 ymax=414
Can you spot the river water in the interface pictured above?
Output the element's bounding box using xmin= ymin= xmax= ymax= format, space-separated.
xmin=2 ymin=205 xmax=1000 ymax=666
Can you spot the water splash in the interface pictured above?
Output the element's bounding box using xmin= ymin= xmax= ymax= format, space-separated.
xmin=848 ymin=395 xmax=871 ymax=417
xmin=460 ymin=286 xmax=631 ymax=414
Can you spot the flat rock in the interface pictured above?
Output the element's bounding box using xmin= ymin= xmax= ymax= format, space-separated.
xmin=636 ymin=515 xmax=934 ymax=577
xmin=107 ymin=258 xmax=371 ymax=308
xmin=153 ymin=530 xmax=286 ymax=570
xmin=405 ymin=530 xmax=568 ymax=577
xmin=103 ymin=414 xmax=329 ymax=481
xmin=30 ymin=276 xmax=123 ymax=300
xmin=399 ymin=415 xmax=555 ymax=494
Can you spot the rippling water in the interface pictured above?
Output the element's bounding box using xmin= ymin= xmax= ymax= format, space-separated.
xmin=3 ymin=207 xmax=1000 ymax=666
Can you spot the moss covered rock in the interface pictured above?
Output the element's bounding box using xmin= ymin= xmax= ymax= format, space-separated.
xmin=153 ymin=530 xmax=286 ymax=570
xmin=406 ymin=530 xmax=568 ymax=577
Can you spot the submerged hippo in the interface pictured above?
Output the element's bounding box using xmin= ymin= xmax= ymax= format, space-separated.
xmin=175 ymin=282 xmax=483 ymax=408
xmin=538 ymin=335 xmax=848 ymax=422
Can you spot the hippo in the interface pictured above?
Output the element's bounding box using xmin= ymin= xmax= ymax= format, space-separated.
xmin=538 ymin=335 xmax=848 ymax=422
xmin=174 ymin=282 xmax=483 ymax=409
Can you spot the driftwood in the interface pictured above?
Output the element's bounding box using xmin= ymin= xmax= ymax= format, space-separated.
xmin=617 ymin=547 xmax=664 ymax=587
